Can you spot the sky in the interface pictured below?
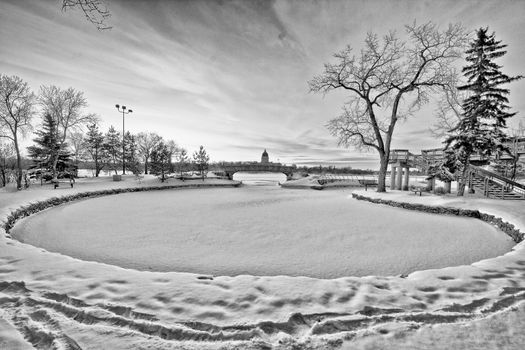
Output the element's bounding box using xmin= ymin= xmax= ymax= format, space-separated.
xmin=1 ymin=0 xmax=524 ymax=169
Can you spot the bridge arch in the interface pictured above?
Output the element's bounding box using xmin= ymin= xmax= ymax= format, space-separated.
xmin=221 ymin=163 xmax=295 ymax=180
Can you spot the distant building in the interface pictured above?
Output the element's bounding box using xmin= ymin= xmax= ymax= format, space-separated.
xmin=261 ymin=149 xmax=269 ymax=163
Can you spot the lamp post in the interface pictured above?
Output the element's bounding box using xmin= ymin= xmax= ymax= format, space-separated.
xmin=115 ymin=104 xmax=132 ymax=175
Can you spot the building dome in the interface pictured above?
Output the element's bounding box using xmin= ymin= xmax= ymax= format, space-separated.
xmin=261 ymin=149 xmax=269 ymax=163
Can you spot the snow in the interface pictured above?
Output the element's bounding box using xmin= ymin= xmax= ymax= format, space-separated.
xmin=1 ymin=177 xmax=525 ymax=349
xmin=11 ymin=187 xmax=513 ymax=278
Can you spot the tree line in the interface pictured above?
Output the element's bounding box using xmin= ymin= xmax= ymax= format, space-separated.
xmin=0 ymin=76 xmax=210 ymax=188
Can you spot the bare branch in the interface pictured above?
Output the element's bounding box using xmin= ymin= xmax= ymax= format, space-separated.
xmin=62 ymin=0 xmax=112 ymax=30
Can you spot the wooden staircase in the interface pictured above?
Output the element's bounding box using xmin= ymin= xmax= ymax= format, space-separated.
xmin=467 ymin=165 xmax=525 ymax=200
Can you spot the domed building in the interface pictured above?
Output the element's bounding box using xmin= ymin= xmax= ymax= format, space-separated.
xmin=261 ymin=149 xmax=269 ymax=164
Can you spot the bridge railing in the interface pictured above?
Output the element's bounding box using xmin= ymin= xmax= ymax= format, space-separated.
xmin=389 ymin=149 xmax=416 ymax=163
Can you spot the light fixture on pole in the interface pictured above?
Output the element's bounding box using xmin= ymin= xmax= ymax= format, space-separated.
xmin=115 ymin=104 xmax=133 ymax=175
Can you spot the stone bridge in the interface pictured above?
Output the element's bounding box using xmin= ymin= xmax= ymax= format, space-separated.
xmin=221 ymin=163 xmax=296 ymax=180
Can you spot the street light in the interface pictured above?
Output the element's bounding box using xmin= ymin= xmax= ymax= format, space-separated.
xmin=115 ymin=104 xmax=133 ymax=175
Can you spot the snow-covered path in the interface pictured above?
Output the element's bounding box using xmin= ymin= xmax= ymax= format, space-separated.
xmin=1 ymin=178 xmax=525 ymax=349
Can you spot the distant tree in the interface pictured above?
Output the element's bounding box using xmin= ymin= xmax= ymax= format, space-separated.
xmin=136 ymin=132 xmax=162 ymax=174
xmin=309 ymin=22 xmax=467 ymax=192
xmin=27 ymin=114 xmax=71 ymax=174
xmin=103 ymin=126 xmax=121 ymax=174
xmin=0 ymin=140 xmax=16 ymax=187
xmin=124 ymin=131 xmax=141 ymax=175
xmin=0 ymin=75 xmax=36 ymax=189
xmin=150 ymin=141 xmax=171 ymax=182
xmin=84 ymin=122 xmax=107 ymax=176
xmin=39 ymin=85 xmax=97 ymax=179
xmin=444 ymin=28 xmax=523 ymax=196
xmin=176 ymin=148 xmax=189 ymax=178
xmin=165 ymin=139 xmax=179 ymax=173
xmin=61 ymin=0 xmax=111 ymax=30
xmin=193 ymin=145 xmax=209 ymax=180
xmin=68 ymin=131 xmax=87 ymax=166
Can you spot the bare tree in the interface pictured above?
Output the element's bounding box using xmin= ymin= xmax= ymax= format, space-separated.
xmin=62 ymin=0 xmax=111 ymax=30
xmin=0 ymin=139 xmax=16 ymax=187
xmin=508 ymin=120 xmax=525 ymax=180
xmin=309 ymin=22 xmax=468 ymax=192
xmin=429 ymin=76 xmax=467 ymax=138
xmin=136 ymin=132 xmax=162 ymax=174
xmin=0 ymin=75 xmax=36 ymax=189
xmin=39 ymin=85 xmax=97 ymax=179
xmin=68 ymin=131 xmax=87 ymax=165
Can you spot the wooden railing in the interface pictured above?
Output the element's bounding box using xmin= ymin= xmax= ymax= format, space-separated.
xmin=468 ymin=165 xmax=525 ymax=199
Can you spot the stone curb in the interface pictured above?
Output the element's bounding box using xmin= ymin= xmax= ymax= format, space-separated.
xmin=3 ymin=182 xmax=241 ymax=235
xmin=352 ymin=193 xmax=524 ymax=243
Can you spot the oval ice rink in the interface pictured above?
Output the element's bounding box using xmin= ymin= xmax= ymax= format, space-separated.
xmin=12 ymin=186 xmax=515 ymax=278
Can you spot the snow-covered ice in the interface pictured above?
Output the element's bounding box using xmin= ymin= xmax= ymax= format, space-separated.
xmin=11 ymin=186 xmax=513 ymax=278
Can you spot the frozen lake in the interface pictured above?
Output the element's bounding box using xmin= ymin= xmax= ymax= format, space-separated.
xmin=12 ymin=186 xmax=514 ymax=278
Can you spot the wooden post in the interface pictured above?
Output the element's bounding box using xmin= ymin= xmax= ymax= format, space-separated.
xmin=390 ymin=166 xmax=397 ymax=189
xmin=396 ymin=165 xmax=403 ymax=190
xmin=426 ymin=178 xmax=433 ymax=191
xmin=403 ymin=166 xmax=409 ymax=191
xmin=444 ymin=181 xmax=451 ymax=193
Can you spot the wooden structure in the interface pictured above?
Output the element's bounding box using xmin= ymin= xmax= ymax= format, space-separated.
xmin=389 ymin=136 xmax=525 ymax=199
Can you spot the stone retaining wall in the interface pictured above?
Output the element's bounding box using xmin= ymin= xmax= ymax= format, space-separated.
xmin=352 ymin=193 xmax=524 ymax=243
xmin=3 ymin=183 xmax=240 ymax=235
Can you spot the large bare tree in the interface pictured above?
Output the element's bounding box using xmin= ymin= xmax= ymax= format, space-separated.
xmin=39 ymin=85 xmax=97 ymax=179
xmin=0 ymin=75 xmax=35 ymax=189
xmin=309 ymin=22 xmax=468 ymax=192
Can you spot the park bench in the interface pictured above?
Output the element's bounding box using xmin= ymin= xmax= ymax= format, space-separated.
xmin=52 ymin=178 xmax=75 ymax=189
xmin=358 ymin=179 xmax=378 ymax=191
xmin=410 ymin=185 xmax=429 ymax=196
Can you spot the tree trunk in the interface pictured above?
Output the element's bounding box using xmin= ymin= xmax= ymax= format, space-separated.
xmin=94 ymin=148 xmax=99 ymax=177
xmin=456 ymin=165 xmax=469 ymax=196
xmin=14 ymin=134 xmax=22 ymax=190
xmin=144 ymin=156 xmax=149 ymax=174
xmin=376 ymin=153 xmax=389 ymax=192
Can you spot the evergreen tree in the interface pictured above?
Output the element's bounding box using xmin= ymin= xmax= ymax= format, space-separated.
xmin=444 ymin=27 xmax=523 ymax=196
xmin=124 ymin=131 xmax=140 ymax=174
xmin=84 ymin=122 xmax=106 ymax=176
xmin=150 ymin=141 xmax=171 ymax=182
xmin=192 ymin=145 xmax=209 ymax=180
xmin=103 ymin=126 xmax=121 ymax=174
xmin=27 ymin=114 xmax=71 ymax=175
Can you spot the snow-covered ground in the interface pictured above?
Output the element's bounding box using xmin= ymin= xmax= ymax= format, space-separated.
xmin=1 ymin=177 xmax=525 ymax=349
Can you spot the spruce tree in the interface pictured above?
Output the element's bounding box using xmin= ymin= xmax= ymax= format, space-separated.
xmin=103 ymin=126 xmax=121 ymax=174
xmin=444 ymin=27 xmax=523 ymax=196
xmin=192 ymin=145 xmax=209 ymax=180
xmin=84 ymin=122 xmax=106 ymax=176
xmin=150 ymin=141 xmax=171 ymax=182
xmin=27 ymin=114 xmax=71 ymax=177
